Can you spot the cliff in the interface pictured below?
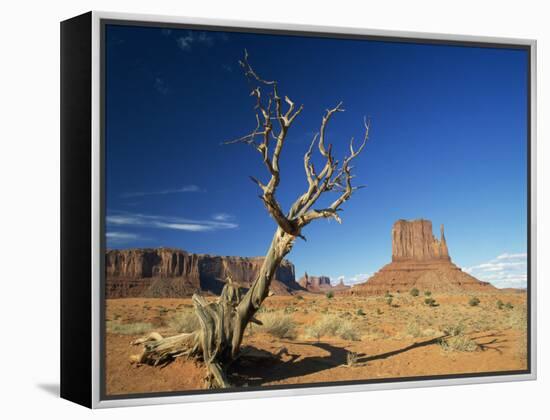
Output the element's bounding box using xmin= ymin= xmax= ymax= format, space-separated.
xmin=106 ymin=248 xmax=302 ymax=298
xmin=298 ymin=272 xmax=350 ymax=293
xmin=298 ymin=273 xmax=331 ymax=292
xmin=392 ymin=219 xmax=449 ymax=261
xmin=352 ymin=219 xmax=497 ymax=295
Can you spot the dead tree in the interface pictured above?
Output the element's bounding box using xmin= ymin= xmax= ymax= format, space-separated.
xmin=130 ymin=51 xmax=370 ymax=388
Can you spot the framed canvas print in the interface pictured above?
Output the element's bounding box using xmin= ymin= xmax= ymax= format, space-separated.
xmin=60 ymin=11 xmax=537 ymax=408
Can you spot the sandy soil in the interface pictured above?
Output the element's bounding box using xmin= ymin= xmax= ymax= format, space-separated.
xmin=105 ymin=291 xmax=527 ymax=395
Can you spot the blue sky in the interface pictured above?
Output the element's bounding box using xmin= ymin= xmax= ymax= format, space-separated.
xmin=105 ymin=24 xmax=528 ymax=288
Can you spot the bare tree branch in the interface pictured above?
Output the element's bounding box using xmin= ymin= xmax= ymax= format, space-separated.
xmin=131 ymin=51 xmax=371 ymax=389
xmin=226 ymin=51 xmax=369 ymax=240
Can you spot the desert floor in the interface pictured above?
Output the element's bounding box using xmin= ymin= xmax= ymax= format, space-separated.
xmin=105 ymin=291 xmax=527 ymax=395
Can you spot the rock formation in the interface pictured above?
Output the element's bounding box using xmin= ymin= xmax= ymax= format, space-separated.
xmin=392 ymin=219 xmax=449 ymax=261
xmin=352 ymin=219 xmax=496 ymax=295
xmin=298 ymin=273 xmax=331 ymax=292
xmin=332 ymin=278 xmax=351 ymax=291
xmin=106 ymin=248 xmax=302 ymax=298
xmin=298 ymin=272 xmax=350 ymax=293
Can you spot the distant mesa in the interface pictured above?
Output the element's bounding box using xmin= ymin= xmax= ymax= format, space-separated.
xmin=106 ymin=248 xmax=304 ymax=298
xmin=352 ymin=219 xmax=497 ymax=295
xmin=298 ymin=272 xmax=350 ymax=293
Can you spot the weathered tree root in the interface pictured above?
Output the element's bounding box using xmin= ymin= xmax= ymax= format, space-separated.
xmin=130 ymin=331 xmax=200 ymax=366
xmin=131 ymin=278 xmax=243 ymax=388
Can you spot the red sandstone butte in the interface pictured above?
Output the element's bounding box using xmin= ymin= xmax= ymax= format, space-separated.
xmin=298 ymin=272 xmax=350 ymax=293
xmin=352 ymin=219 xmax=496 ymax=295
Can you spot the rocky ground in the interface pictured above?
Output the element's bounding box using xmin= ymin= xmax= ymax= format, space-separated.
xmin=105 ymin=290 xmax=528 ymax=396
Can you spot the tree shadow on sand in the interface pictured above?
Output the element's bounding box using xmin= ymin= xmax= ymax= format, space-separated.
xmin=470 ymin=331 xmax=509 ymax=355
xmin=231 ymin=336 xmax=446 ymax=386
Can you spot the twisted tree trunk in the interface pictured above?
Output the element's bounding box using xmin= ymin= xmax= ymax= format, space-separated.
xmin=131 ymin=228 xmax=294 ymax=388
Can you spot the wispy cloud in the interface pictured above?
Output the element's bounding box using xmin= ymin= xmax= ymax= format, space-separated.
xmin=212 ymin=213 xmax=234 ymax=222
xmin=464 ymin=252 xmax=527 ymax=289
xmin=332 ymin=273 xmax=372 ymax=287
xmin=154 ymin=77 xmax=169 ymax=95
xmin=106 ymin=231 xmax=143 ymax=245
xmin=121 ymin=184 xmax=201 ymax=198
xmin=176 ymin=31 xmax=214 ymax=51
xmin=107 ymin=211 xmax=238 ymax=232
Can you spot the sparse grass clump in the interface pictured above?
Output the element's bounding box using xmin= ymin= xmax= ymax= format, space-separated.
xmin=356 ymin=308 xmax=366 ymax=316
xmin=306 ymin=315 xmax=360 ymax=341
xmin=385 ymin=296 xmax=393 ymax=306
xmin=469 ymin=297 xmax=480 ymax=307
xmin=406 ymin=321 xmax=423 ymax=338
xmin=410 ymin=288 xmax=419 ymax=297
xmin=168 ymin=310 xmax=200 ymax=333
xmin=505 ymin=305 xmax=527 ymax=330
xmin=442 ymin=323 xmax=465 ymax=337
xmin=106 ymin=321 xmax=153 ymax=335
xmin=339 ymin=320 xmax=361 ymax=341
xmin=424 ymin=290 xmax=432 ymax=297
xmin=257 ymin=312 xmax=297 ymax=339
xmin=439 ymin=335 xmax=478 ymax=352
xmin=424 ymin=297 xmax=437 ymax=307
xmin=496 ymin=299 xmax=514 ymax=311
xmin=326 ymin=291 xmax=334 ymax=299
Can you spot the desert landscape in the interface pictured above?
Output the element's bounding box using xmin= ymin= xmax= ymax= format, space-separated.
xmin=102 ymin=41 xmax=529 ymax=396
xmin=105 ymin=219 xmax=528 ymax=395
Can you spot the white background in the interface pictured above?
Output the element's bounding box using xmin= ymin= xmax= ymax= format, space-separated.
xmin=0 ymin=0 xmax=547 ymax=418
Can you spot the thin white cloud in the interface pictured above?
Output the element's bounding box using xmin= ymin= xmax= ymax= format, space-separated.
xmin=496 ymin=252 xmax=527 ymax=260
xmin=106 ymin=232 xmax=140 ymax=240
xmin=176 ymin=31 xmax=214 ymax=51
xmin=464 ymin=252 xmax=527 ymax=289
xmin=107 ymin=211 xmax=238 ymax=233
xmin=106 ymin=231 xmax=142 ymax=245
xmin=121 ymin=184 xmax=201 ymax=198
xmin=212 ymin=213 xmax=233 ymax=222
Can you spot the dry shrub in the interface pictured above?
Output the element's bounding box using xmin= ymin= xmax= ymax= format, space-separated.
xmin=168 ymin=310 xmax=200 ymax=333
xmin=505 ymin=306 xmax=527 ymax=330
xmin=406 ymin=321 xmax=423 ymax=338
xmin=106 ymin=321 xmax=153 ymax=335
xmin=508 ymin=305 xmax=528 ymax=360
xmin=439 ymin=334 xmax=478 ymax=352
xmin=442 ymin=322 xmax=465 ymax=337
xmin=257 ymin=312 xmax=297 ymax=339
xmin=306 ymin=315 xmax=360 ymax=341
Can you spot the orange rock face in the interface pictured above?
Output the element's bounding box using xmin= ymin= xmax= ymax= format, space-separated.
xmin=298 ymin=273 xmax=331 ymax=291
xmin=351 ymin=219 xmax=496 ymax=295
xmin=105 ymin=248 xmax=301 ymax=298
xmin=392 ymin=219 xmax=449 ymax=261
